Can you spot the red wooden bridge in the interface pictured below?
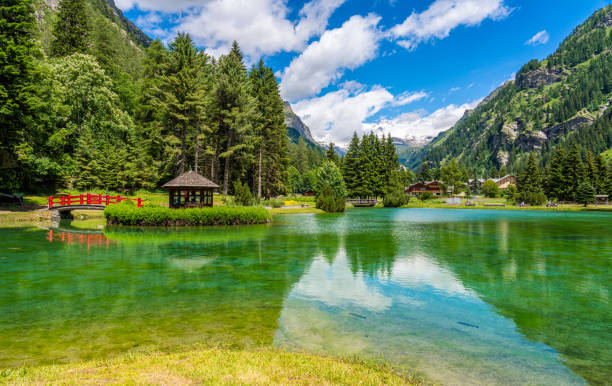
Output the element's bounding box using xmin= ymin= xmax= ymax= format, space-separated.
xmin=48 ymin=193 xmax=145 ymax=219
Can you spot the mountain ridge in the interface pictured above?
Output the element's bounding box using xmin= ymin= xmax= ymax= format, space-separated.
xmin=408 ymin=4 xmax=612 ymax=172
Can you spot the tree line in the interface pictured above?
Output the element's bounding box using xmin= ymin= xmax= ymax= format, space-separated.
xmin=415 ymin=142 xmax=612 ymax=206
xmin=1 ymin=0 xmax=288 ymax=199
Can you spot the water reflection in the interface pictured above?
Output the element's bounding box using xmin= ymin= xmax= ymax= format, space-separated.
xmin=46 ymin=229 xmax=117 ymax=249
xmin=0 ymin=209 xmax=609 ymax=385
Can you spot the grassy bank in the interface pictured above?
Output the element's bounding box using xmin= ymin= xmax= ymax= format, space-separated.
xmin=0 ymin=348 xmax=425 ymax=385
xmin=104 ymin=202 xmax=271 ymax=226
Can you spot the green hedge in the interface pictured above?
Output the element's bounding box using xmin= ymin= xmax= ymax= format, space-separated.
xmin=104 ymin=202 xmax=271 ymax=226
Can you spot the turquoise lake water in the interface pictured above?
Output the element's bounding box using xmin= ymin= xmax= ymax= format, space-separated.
xmin=0 ymin=209 xmax=610 ymax=384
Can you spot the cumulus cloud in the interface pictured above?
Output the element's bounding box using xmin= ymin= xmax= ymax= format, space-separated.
xmin=362 ymin=100 xmax=480 ymax=140
xmin=115 ymin=0 xmax=206 ymax=12
xmin=280 ymin=14 xmax=382 ymax=101
xmin=291 ymin=84 xmax=428 ymax=145
xmin=117 ymin=0 xmax=345 ymax=59
xmin=389 ymin=0 xmax=511 ymax=50
xmin=525 ymin=30 xmax=550 ymax=46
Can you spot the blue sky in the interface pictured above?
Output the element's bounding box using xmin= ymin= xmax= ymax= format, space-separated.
xmin=116 ymin=0 xmax=610 ymax=145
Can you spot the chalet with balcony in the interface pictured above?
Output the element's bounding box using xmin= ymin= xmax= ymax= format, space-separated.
xmin=405 ymin=181 xmax=443 ymax=196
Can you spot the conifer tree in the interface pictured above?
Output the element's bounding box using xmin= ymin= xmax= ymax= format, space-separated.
xmin=576 ymin=181 xmax=595 ymax=207
xmin=518 ymin=153 xmax=543 ymax=192
xmin=159 ymin=33 xmax=210 ymax=176
xmin=471 ymin=170 xmax=481 ymax=195
xmin=563 ymin=144 xmax=585 ymax=201
xmin=50 ymin=0 xmax=90 ymax=57
xmin=594 ymin=154 xmax=609 ymax=194
xmin=326 ymin=143 xmax=340 ymax=165
xmin=584 ymin=151 xmax=598 ymax=186
xmin=214 ymin=41 xmax=253 ymax=194
xmin=546 ymin=147 xmax=566 ymax=200
xmin=136 ymin=39 xmax=167 ymax=176
xmin=342 ymin=132 xmax=361 ymax=198
xmin=0 ymin=0 xmax=37 ymax=190
xmin=517 ymin=153 xmax=547 ymax=205
xmin=249 ymin=60 xmax=288 ymax=199
xmin=382 ymin=134 xmax=399 ymax=190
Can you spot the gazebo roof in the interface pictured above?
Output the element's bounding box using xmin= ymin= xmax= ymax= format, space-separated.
xmin=162 ymin=171 xmax=219 ymax=189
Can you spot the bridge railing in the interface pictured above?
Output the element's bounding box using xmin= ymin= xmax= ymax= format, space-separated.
xmin=48 ymin=194 xmax=145 ymax=208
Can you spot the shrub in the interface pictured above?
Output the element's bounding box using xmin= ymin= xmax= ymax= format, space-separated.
xmin=383 ymin=190 xmax=408 ymax=207
xmin=314 ymin=161 xmax=346 ymax=200
xmin=504 ymin=184 xmax=518 ymax=201
xmin=104 ymin=201 xmax=271 ymax=226
xmin=482 ymin=179 xmax=499 ymax=198
xmin=234 ymin=181 xmax=253 ymax=206
xmin=516 ymin=191 xmax=547 ymax=206
xmin=262 ymin=198 xmax=283 ymax=208
xmin=418 ymin=192 xmax=433 ymax=201
xmin=316 ymin=183 xmax=345 ymax=213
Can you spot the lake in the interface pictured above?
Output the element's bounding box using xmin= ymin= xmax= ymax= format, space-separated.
xmin=0 ymin=209 xmax=610 ymax=385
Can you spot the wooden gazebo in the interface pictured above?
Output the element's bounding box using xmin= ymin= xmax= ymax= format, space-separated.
xmin=162 ymin=171 xmax=219 ymax=208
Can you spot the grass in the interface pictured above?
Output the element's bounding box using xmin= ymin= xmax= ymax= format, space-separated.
xmin=0 ymin=348 xmax=427 ymax=385
xmin=270 ymin=207 xmax=325 ymax=215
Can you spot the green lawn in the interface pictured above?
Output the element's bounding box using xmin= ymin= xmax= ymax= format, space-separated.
xmin=0 ymin=348 xmax=427 ymax=385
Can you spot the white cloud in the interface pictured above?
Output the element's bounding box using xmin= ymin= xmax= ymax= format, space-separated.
xmin=115 ymin=0 xmax=205 ymax=12
xmin=525 ymin=30 xmax=550 ymax=46
xmin=280 ymin=14 xmax=382 ymax=101
xmin=118 ymin=0 xmax=345 ymax=59
xmin=362 ymin=100 xmax=480 ymax=140
xmin=389 ymin=0 xmax=511 ymax=50
xmin=393 ymin=90 xmax=429 ymax=106
xmin=293 ymin=254 xmax=392 ymax=312
xmin=291 ymin=84 xmax=427 ymax=145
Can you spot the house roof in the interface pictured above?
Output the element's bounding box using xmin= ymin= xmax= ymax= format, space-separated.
xmin=162 ymin=171 xmax=219 ymax=189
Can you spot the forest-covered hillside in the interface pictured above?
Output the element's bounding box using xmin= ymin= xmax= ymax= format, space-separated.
xmin=409 ymin=5 xmax=612 ymax=175
xmin=1 ymin=0 xmax=329 ymax=198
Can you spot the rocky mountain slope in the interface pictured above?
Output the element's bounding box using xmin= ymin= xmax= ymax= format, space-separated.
xmin=409 ymin=5 xmax=612 ymax=172
xmin=283 ymin=102 xmax=322 ymax=148
xmin=392 ymin=136 xmax=433 ymax=165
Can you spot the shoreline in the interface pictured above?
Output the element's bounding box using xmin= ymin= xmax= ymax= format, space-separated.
xmin=2 ymin=203 xmax=610 ymax=226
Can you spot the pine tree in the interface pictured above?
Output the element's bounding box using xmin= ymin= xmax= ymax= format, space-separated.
xmin=342 ymin=132 xmax=361 ymax=198
xmin=471 ymin=170 xmax=481 ymax=195
xmin=249 ymin=60 xmax=288 ymax=199
xmin=0 ymin=0 xmax=37 ymax=190
xmin=326 ymin=143 xmax=340 ymax=165
xmin=584 ymin=151 xmax=598 ymax=187
xmin=563 ymin=144 xmax=585 ymax=201
xmin=546 ymin=147 xmax=566 ymax=200
xmin=136 ymin=39 xmax=167 ymax=179
xmin=382 ymin=134 xmax=400 ymax=190
xmin=517 ymin=153 xmax=547 ymax=205
xmin=576 ymin=181 xmax=595 ymax=207
xmin=159 ymin=33 xmax=210 ymax=176
xmin=594 ymin=154 xmax=609 ymax=194
xmin=214 ymin=41 xmax=253 ymax=195
xmin=50 ymin=0 xmax=90 ymax=57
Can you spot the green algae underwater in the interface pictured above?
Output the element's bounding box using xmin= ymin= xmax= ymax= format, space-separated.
xmin=0 ymin=209 xmax=610 ymax=385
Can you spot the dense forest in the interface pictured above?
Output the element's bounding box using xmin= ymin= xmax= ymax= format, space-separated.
xmin=409 ymin=5 xmax=612 ymax=178
xmin=1 ymin=0 xmax=297 ymax=199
